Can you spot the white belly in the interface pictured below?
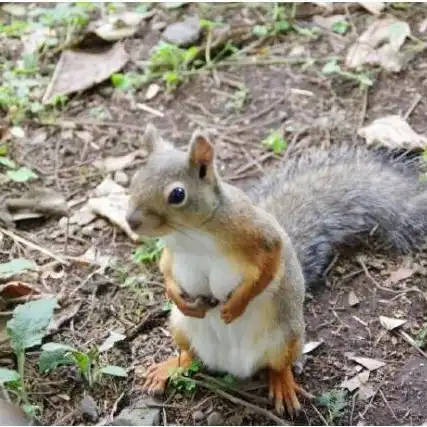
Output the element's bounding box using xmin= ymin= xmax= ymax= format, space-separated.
xmin=163 ymin=229 xmax=285 ymax=377
xmin=162 ymin=230 xmax=243 ymax=301
xmin=170 ymin=293 xmax=285 ymax=378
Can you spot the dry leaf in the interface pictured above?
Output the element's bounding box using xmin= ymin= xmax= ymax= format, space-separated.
xmin=43 ymin=43 xmax=129 ymax=104
xmin=379 ymin=315 xmax=407 ymax=331
xmin=313 ymin=14 xmax=347 ymax=31
xmin=358 ymin=115 xmax=427 ymax=150
xmin=419 ymin=18 xmax=427 ymax=33
xmin=358 ymin=383 xmax=376 ymax=400
xmin=302 ymin=340 xmax=323 ymax=354
xmin=99 ymin=330 xmax=126 ymax=353
xmin=87 ymin=177 xmax=139 ymax=242
xmin=46 ymin=302 xmax=82 ymax=335
xmin=340 ymin=370 xmax=370 ymax=392
xmin=358 ymin=2 xmax=385 ymax=15
xmin=348 ymin=356 xmax=386 ymax=371
xmin=0 ymin=282 xmax=41 ymax=299
xmin=346 ymin=18 xmax=411 ymax=71
xmin=80 ymin=247 xmax=113 ymax=270
xmin=389 ymin=266 xmax=415 ymax=284
xmin=348 ymin=290 xmax=360 ymax=307
xmin=92 ymin=149 xmax=147 ymax=173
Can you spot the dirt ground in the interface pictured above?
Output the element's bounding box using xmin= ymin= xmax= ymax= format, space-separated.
xmin=2 ymin=2 xmax=427 ymax=426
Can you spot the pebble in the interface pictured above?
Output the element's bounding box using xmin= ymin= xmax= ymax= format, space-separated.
xmin=114 ymin=170 xmax=129 ymax=186
xmin=152 ymin=21 xmax=167 ymax=31
xmin=113 ymin=397 xmax=161 ymax=426
xmin=162 ymin=16 xmax=201 ymax=47
xmin=80 ymin=395 xmax=99 ymax=422
xmin=192 ymin=410 xmax=205 ymax=422
xmin=207 ymin=411 xmax=223 ymax=426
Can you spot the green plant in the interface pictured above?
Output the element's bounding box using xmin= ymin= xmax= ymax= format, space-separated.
xmin=0 ymin=298 xmax=57 ymax=417
xmin=263 ymin=130 xmax=287 ymax=155
xmin=146 ymin=42 xmax=200 ymax=90
xmin=322 ymin=57 xmax=374 ymax=88
xmin=132 ymin=239 xmax=164 ymax=264
xmin=39 ymin=342 xmax=127 ymax=387
xmin=332 ymin=20 xmax=349 ymax=35
xmin=415 ymin=324 xmax=427 ymax=348
xmin=316 ymin=389 xmax=348 ymax=424
xmin=0 ymin=155 xmax=37 ymax=183
xmin=168 ymin=360 xmax=202 ymax=394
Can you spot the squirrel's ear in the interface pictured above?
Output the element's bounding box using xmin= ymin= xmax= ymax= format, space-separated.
xmin=188 ymin=131 xmax=216 ymax=180
xmin=144 ymin=123 xmax=173 ymax=154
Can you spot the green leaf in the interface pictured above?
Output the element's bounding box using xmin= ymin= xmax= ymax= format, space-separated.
xmin=7 ymin=297 xmax=57 ymax=354
xmin=274 ymin=20 xmax=290 ymax=34
xmin=263 ymin=131 xmax=288 ymax=155
xmin=183 ymin=46 xmax=198 ymax=62
xmin=7 ymin=166 xmax=37 ymax=182
xmin=331 ymin=20 xmax=349 ymax=35
xmin=99 ymin=365 xmax=127 ymax=377
xmin=133 ymin=239 xmax=164 ymax=264
xmin=388 ymin=22 xmax=410 ymax=46
xmin=70 ymin=350 xmax=91 ymax=376
xmin=358 ymin=74 xmax=374 ymax=87
xmin=253 ymin=25 xmax=268 ymax=37
xmin=38 ymin=349 xmax=73 ymax=373
xmin=0 ymin=258 xmax=36 ymax=279
xmin=0 ymin=145 xmax=9 ymax=156
xmin=322 ymin=60 xmax=341 ymax=75
xmin=0 ymin=157 xmax=17 ymax=169
xmin=0 ymin=368 xmax=20 ymax=383
xmin=111 ymin=73 xmax=132 ymax=90
xmin=199 ymin=19 xmax=224 ymax=29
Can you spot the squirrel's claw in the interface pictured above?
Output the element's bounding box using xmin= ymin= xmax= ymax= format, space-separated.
xmin=268 ymin=365 xmax=313 ymax=418
xmin=220 ymin=296 xmax=246 ymax=324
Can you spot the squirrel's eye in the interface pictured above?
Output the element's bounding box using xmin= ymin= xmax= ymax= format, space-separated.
xmin=168 ymin=187 xmax=186 ymax=205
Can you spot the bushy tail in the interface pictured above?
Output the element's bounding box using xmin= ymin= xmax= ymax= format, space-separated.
xmin=250 ymin=144 xmax=427 ymax=287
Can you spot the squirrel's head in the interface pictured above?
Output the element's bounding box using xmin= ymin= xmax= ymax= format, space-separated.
xmin=126 ymin=124 xmax=221 ymax=238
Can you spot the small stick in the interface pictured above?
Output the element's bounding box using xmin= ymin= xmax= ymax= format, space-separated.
xmin=403 ymin=93 xmax=422 ymax=121
xmin=378 ymin=388 xmax=399 ymax=422
xmin=399 ymin=330 xmax=427 ymax=359
xmin=0 ymin=227 xmax=69 ymax=266
xmin=192 ymin=378 xmax=290 ymax=426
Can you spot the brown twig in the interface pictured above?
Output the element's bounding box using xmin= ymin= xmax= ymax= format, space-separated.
xmin=403 ymin=93 xmax=422 ymax=121
xmin=191 ymin=378 xmax=290 ymax=426
xmin=378 ymin=388 xmax=399 ymax=422
xmin=0 ymin=227 xmax=69 ymax=265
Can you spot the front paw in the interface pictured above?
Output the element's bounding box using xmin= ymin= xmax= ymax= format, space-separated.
xmin=220 ymin=298 xmax=246 ymax=324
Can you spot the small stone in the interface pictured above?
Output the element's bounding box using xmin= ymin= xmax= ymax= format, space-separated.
xmin=207 ymin=411 xmax=223 ymax=426
xmin=80 ymin=395 xmax=99 ymax=422
xmin=113 ymin=397 xmax=161 ymax=426
xmin=162 ymin=16 xmax=201 ymax=47
xmin=192 ymin=410 xmax=205 ymax=422
xmin=114 ymin=171 xmax=129 ymax=186
xmin=145 ymin=83 xmax=161 ymax=100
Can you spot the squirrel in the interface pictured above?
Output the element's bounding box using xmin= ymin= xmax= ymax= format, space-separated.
xmin=126 ymin=124 xmax=427 ymax=416
xmin=0 ymin=399 xmax=32 ymax=425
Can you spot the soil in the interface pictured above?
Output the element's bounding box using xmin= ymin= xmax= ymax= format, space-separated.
xmin=1 ymin=2 xmax=427 ymax=426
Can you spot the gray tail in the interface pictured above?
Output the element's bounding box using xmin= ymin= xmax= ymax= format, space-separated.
xmin=251 ymin=144 xmax=427 ymax=287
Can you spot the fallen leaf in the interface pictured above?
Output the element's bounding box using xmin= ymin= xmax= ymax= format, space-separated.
xmin=10 ymin=127 xmax=25 ymax=139
xmin=348 ymin=356 xmax=386 ymax=371
xmin=358 ymin=383 xmax=376 ymax=400
xmin=313 ymin=14 xmax=347 ymax=31
xmin=6 ymin=189 xmax=68 ymax=222
xmin=302 ymin=340 xmax=324 ymax=354
xmin=46 ymin=302 xmax=82 ymax=336
xmin=0 ymin=259 xmax=37 ymax=280
xmin=80 ymin=247 xmax=112 ymax=270
xmin=348 ymin=290 xmax=360 ymax=307
xmin=419 ymin=18 xmax=427 ymax=33
xmin=379 ymin=315 xmax=407 ymax=331
xmin=99 ymin=330 xmax=126 ymax=353
xmin=0 ymin=282 xmax=41 ymax=300
xmin=42 ymin=43 xmax=129 ymax=104
xmin=1 ymin=4 xmax=27 ymax=16
xmin=340 ymin=370 xmax=370 ymax=392
xmin=358 ymin=115 xmax=427 ymax=151
xmin=358 ymin=2 xmax=385 ymax=15
xmin=389 ymin=266 xmax=415 ymax=284
xmin=92 ymin=149 xmax=147 ymax=173
xmin=346 ymin=18 xmax=411 ymax=72
xmin=7 ymin=167 xmax=37 ymax=183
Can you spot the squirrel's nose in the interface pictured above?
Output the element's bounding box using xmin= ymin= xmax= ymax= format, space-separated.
xmin=126 ymin=209 xmax=143 ymax=231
